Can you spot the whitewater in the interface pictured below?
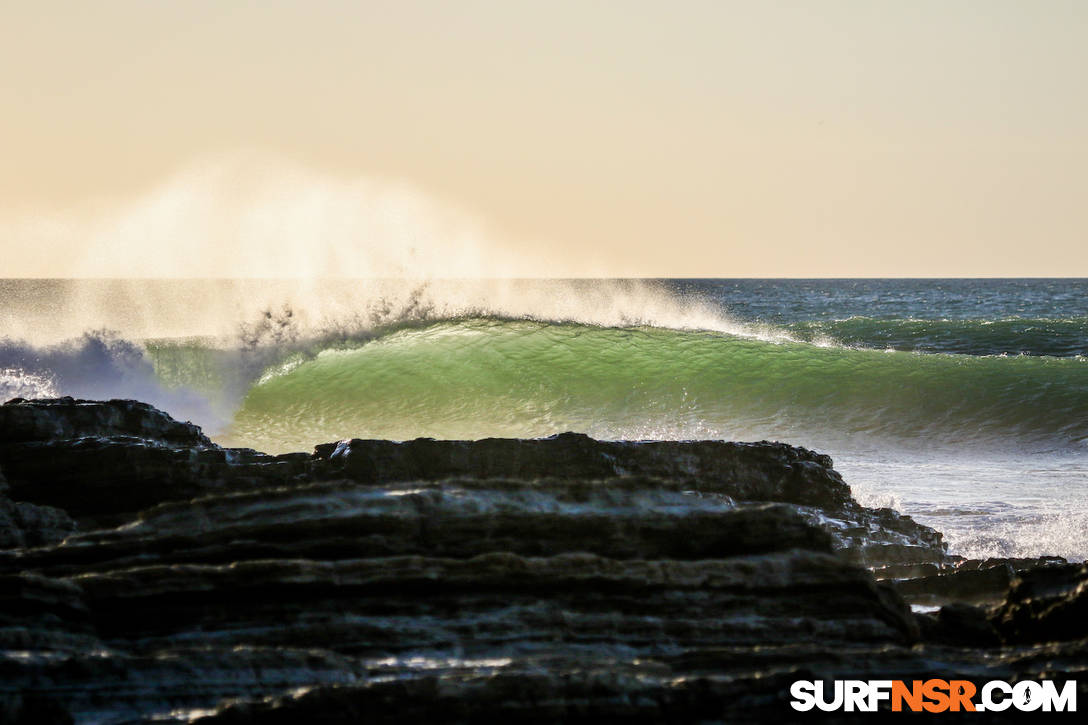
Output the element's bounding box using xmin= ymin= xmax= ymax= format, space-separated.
xmin=2 ymin=278 xmax=1086 ymax=562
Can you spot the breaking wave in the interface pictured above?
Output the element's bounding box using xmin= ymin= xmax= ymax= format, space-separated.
xmin=218 ymin=317 xmax=1087 ymax=455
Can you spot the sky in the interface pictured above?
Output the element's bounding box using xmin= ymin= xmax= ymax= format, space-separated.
xmin=1 ymin=0 xmax=1086 ymax=277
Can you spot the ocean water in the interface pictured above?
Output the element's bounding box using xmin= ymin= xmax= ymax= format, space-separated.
xmin=2 ymin=278 xmax=1086 ymax=561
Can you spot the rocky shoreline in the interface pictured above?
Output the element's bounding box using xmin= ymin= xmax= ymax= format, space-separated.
xmin=1 ymin=397 xmax=1085 ymax=723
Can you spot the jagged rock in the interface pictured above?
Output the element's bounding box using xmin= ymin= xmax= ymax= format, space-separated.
xmin=0 ymin=571 xmax=101 ymax=667
xmin=71 ymin=551 xmax=918 ymax=650
xmin=956 ymin=555 xmax=1068 ymax=572
xmin=178 ymin=650 xmax=1088 ymax=725
xmin=310 ymin=434 xmax=852 ymax=509
xmin=0 ymin=397 xmax=210 ymax=446
xmin=1 ymin=400 xmax=861 ymax=530
xmin=992 ymin=563 xmax=1088 ymax=644
xmin=892 ymin=563 xmax=1015 ymax=606
xmin=0 ymin=573 xmax=91 ymax=632
xmin=1 ymin=646 xmax=369 ymax=725
xmin=10 ymin=479 xmax=836 ymax=575
xmin=182 ymin=671 xmax=793 ymax=725
xmin=870 ymin=562 xmax=943 ymax=580
xmin=0 ymin=541 xmax=924 ymax=723
xmin=0 ymin=399 xmax=311 ymax=526
xmin=0 ymin=498 xmax=75 ymax=549
xmin=918 ymin=602 xmax=1001 ymax=647
xmin=0 ymin=439 xmax=309 ymax=526
xmin=1 ymin=397 xmax=1080 ymax=723
xmin=0 ymin=399 xmax=950 ymax=571
xmin=805 ymin=503 xmax=949 ymax=568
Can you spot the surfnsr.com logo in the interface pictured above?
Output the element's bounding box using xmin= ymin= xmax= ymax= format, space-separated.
xmin=790 ymin=679 xmax=1077 ymax=713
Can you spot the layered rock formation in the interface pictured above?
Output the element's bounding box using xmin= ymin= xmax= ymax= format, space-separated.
xmin=1 ymin=398 xmax=1084 ymax=723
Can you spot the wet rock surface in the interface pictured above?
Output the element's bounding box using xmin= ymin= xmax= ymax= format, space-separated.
xmin=309 ymin=434 xmax=853 ymax=508
xmin=1 ymin=399 xmax=1085 ymax=723
xmin=992 ymin=563 xmax=1088 ymax=644
xmin=0 ymin=397 xmax=211 ymax=447
xmin=0 ymin=496 xmax=75 ymax=550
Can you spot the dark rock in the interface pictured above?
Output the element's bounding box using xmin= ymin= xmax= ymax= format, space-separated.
xmin=992 ymin=563 xmax=1088 ymax=644
xmin=11 ymin=479 xmax=835 ymax=575
xmin=72 ymin=551 xmax=919 ymax=649
xmin=892 ymin=563 xmax=1014 ymax=607
xmin=0 ymin=438 xmax=309 ymax=526
xmin=1 ymin=401 xmax=860 ymax=530
xmin=808 ymin=503 xmax=949 ymax=568
xmin=0 ymin=399 xmax=311 ymax=526
xmin=310 ymin=434 xmax=852 ymax=509
xmin=0 ymin=572 xmax=100 ymax=662
xmin=1 ymin=646 xmax=370 ymax=725
xmin=870 ymin=562 xmax=943 ymax=580
xmin=0 ymin=498 xmax=75 ymax=549
xmin=0 ymin=573 xmax=90 ymax=630
xmin=0 ymin=397 xmax=210 ymax=446
xmin=182 ymin=654 xmax=1087 ymax=725
xmin=0 ymin=695 xmax=73 ymax=725
xmin=1 ymin=397 xmax=1080 ymax=723
xmin=955 ymin=555 xmax=1068 ymax=572
xmin=0 ymin=570 xmax=89 ymax=627
xmin=918 ymin=603 xmax=1001 ymax=647
xmin=1 ymin=398 xmax=941 ymax=566
xmin=183 ymin=672 xmax=781 ymax=725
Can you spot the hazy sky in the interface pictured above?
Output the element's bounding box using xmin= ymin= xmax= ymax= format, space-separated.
xmin=2 ymin=0 xmax=1086 ymax=277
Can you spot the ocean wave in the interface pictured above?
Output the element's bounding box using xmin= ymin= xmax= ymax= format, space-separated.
xmin=5 ymin=313 xmax=1086 ymax=457
xmin=0 ymin=332 xmax=226 ymax=431
xmin=219 ymin=317 xmax=1088 ymax=454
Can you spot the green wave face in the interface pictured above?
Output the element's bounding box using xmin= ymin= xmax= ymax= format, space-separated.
xmin=225 ymin=319 xmax=1088 ymax=454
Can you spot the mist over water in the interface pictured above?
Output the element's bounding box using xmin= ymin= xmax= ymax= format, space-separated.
xmin=1 ymin=155 xmax=565 ymax=282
